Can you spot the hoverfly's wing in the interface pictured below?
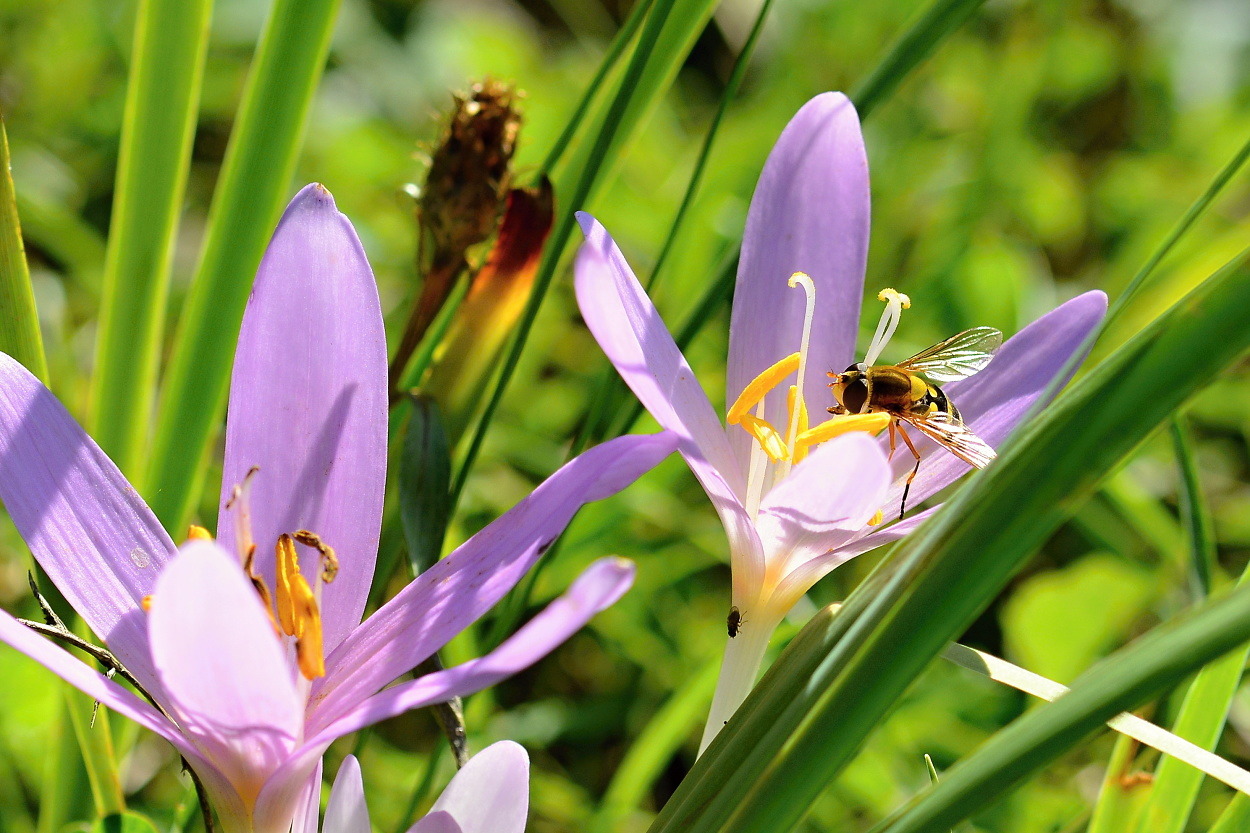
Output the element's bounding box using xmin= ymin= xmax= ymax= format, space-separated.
xmin=896 ymin=327 xmax=1003 ymax=383
xmin=905 ymin=411 xmax=997 ymax=469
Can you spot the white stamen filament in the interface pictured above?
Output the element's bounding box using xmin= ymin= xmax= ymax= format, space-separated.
xmin=780 ymin=273 xmax=816 ymax=480
xmin=744 ymin=399 xmax=769 ymax=519
xmin=228 ymin=466 xmax=259 ymax=569
xmin=863 ymin=288 xmax=911 ymax=367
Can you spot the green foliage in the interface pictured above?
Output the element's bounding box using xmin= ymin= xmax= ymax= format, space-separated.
xmin=3 ymin=0 xmax=1250 ymax=831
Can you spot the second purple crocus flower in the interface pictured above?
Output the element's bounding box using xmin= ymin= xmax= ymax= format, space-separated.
xmin=0 ymin=184 xmax=677 ymax=831
xmin=574 ymin=93 xmax=1107 ymax=750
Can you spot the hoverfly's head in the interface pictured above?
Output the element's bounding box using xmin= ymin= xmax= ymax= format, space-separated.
xmin=827 ymin=363 xmax=869 ymax=414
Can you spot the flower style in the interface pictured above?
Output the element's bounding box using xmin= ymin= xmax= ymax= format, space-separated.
xmin=0 ymin=184 xmax=677 ymax=832
xmin=573 ymin=92 xmax=1107 ymax=750
xmin=297 ymin=742 xmax=530 ymax=833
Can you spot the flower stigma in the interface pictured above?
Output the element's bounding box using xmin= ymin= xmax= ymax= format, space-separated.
xmin=727 ymin=272 xmax=890 ymax=516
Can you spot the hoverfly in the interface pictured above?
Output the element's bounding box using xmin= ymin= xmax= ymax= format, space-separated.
xmin=727 ymin=605 xmax=743 ymax=638
xmin=827 ymin=326 xmax=1002 ymax=519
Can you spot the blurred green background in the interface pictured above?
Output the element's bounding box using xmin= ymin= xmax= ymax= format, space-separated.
xmin=2 ymin=0 xmax=1250 ymax=831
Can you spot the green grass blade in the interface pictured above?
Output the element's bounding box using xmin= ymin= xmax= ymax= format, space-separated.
xmin=1211 ymin=794 xmax=1250 ymax=833
xmin=144 ymin=0 xmax=342 ymax=530
xmin=1105 ymin=130 xmax=1250 ymax=327
xmin=0 ymin=117 xmax=48 ymax=382
xmin=871 ymin=582 xmax=1250 ymax=833
xmin=538 ymin=0 xmax=654 ymax=177
xmin=648 ymin=249 xmax=1250 ymax=833
xmin=1171 ymin=415 xmax=1219 ymax=598
xmin=88 ymin=0 xmax=212 ymax=478
xmin=851 ymin=0 xmax=988 ymax=119
xmin=451 ymin=0 xmax=715 ymax=501
xmin=399 ymin=396 xmax=452 ymax=576
xmin=1086 ymin=734 xmax=1149 ymax=833
xmin=588 ymin=656 xmax=720 ymax=833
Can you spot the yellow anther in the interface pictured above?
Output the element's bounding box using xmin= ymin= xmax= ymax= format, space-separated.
xmin=727 ymin=352 xmax=800 ymax=425
xmin=867 ymin=509 xmax=884 ymax=526
xmin=141 ymin=594 xmax=153 ymax=612
xmin=877 ymin=287 xmax=911 ymax=308
xmin=794 ymin=412 xmax=891 ymax=453
xmin=186 ymin=525 xmax=212 ymax=541
xmin=275 ymin=533 xmax=326 ymax=679
xmin=737 ymin=414 xmax=790 ymax=462
xmin=785 ymin=386 xmax=810 ymax=464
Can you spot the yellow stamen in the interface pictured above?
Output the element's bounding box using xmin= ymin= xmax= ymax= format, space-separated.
xmin=141 ymin=594 xmax=153 ymax=612
xmin=794 ymin=412 xmax=891 ymax=453
xmin=727 ymin=352 xmax=800 ymax=425
xmin=785 ymin=386 xmax=810 ymax=464
xmin=186 ymin=525 xmax=212 ymax=541
xmin=275 ymin=533 xmax=326 ymax=679
xmin=737 ymin=414 xmax=790 ymax=462
xmin=867 ymin=509 xmax=884 ymax=526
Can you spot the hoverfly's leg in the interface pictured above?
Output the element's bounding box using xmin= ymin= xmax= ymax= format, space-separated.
xmin=886 ymin=420 xmax=898 ymax=461
xmin=896 ymin=422 xmax=923 ymax=520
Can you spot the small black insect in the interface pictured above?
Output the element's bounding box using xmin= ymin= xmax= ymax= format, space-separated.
xmin=727 ymin=606 xmax=743 ymax=638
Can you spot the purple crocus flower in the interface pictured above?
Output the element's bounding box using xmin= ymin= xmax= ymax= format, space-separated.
xmin=298 ymin=743 xmax=529 ymax=833
xmin=573 ymin=93 xmax=1107 ymax=749
xmin=0 ymin=184 xmax=677 ymax=831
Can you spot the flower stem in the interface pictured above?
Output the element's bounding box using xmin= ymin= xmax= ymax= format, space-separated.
xmin=699 ymin=617 xmax=774 ymax=754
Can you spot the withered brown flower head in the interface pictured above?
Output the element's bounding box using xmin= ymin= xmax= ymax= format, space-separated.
xmin=419 ymin=78 xmax=522 ymax=259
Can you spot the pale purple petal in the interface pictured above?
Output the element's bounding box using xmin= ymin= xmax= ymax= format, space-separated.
xmin=324 ymin=756 xmax=368 ymax=833
xmin=0 ymin=353 xmax=174 ymax=693
xmin=292 ymin=760 xmax=324 ymax=833
xmin=218 ymin=183 xmax=388 ymax=655
xmin=879 ymin=291 xmax=1107 ymax=512
xmin=307 ymin=557 xmax=633 ymax=743
xmin=409 ymin=813 xmax=462 ymax=833
xmin=427 ymin=741 xmax=529 ymax=833
xmin=148 ymin=541 xmax=301 ymax=797
xmin=727 ymin=93 xmax=870 ymax=471
xmin=574 ymin=214 xmax=765 ymax=590
xmin=838 ymin=506 xmax=938 ymax=560
xmin=308 ymin=433 xmax=675 ymax=728
xmin=756 ymin=434 xmax=890 ymax=581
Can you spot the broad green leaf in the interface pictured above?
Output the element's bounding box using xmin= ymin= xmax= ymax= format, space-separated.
xmin=0 ymin=117 xmax=47 ymax=383
xmin=647 ymin=247 xmax=1250 ymax=833
xmin=145 ymin=0 xmax=342 ymax=531
xmin=89 ymin=0 xmax=212 ymax=478
xmin=399 ymin=395 xmax=452 ymax=576
xmin=1001 ymin=553 xmax=1155 ymax=683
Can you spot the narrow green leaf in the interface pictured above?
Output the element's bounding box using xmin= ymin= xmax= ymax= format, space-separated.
xmin=539 ymin=0 xmax=654 ymax=177
xmin=648 ymin=248 xmax=1250 ymax=833
xmin=65 ymin=690 xmax=124 ymax=816
xmin=0 ymin=117 xmax=48 ymax=382
xmin=1106 ymin=130 xmax=1250 ymax=325
xmin=1086 ymin=734 xmax=1149 ymax=833
xmin=851 ymin=0 xmax=988 ymax=119
xmin=90 ymin=812 xmax=160 ymax=833
xmin=452 ymin=0 xmax=715 ymax=501
xmin=1171 ymin=416 xmax=1219 ymax=598
xmin=145 ymin=0 xmax=342 ymax=531
xmin=399 ymin=395 xmax=452 ymax=576
xmin=872 ymin=581 xmax=1250 ymax=833
xmin=574 ymin=0 xmax=773 ymax=454
xmin=89 ymin=0 xmax=212 ymax=478
xmin=37 ymin=697 xmax=90 ymax=833
xmin=1211 ymin=794 xmax=1250 ymax=833
xmin=1128 ymin=548 xmax=1250 ymax=833
xmin=588 ymin=656 xmax=720 ymax=833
